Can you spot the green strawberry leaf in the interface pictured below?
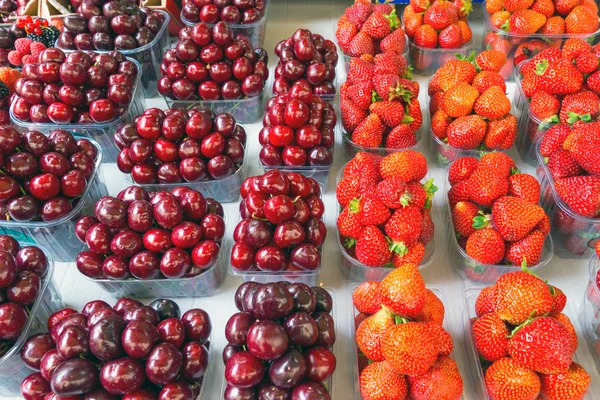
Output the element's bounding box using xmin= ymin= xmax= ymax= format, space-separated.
xmin=389 ymin=241 xmax=408 ymax=256
xmin=535 ymin=59 xmax=549 ymax=76
xmin=472 ymin=211 xmax=491 ymax=230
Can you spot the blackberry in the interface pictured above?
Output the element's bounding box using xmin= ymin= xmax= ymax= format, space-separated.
xmin=26 ymin=26 xmax=60 ymax=48
xmin=26 ymin=32 xmax=44 ymax=45
xmin=0 ymin=82 xmax=8 ymax=99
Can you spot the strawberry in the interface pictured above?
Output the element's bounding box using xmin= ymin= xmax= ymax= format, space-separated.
xmin=508 ymin=9 xmax=547 ymax=34
xmin=356 ymin=225 xmax=392 ymax=267
xmin=357 ymin=350 xmax=369 ymax=374
xmin=435 ymin=59 xmax=478 ymax=91
xmin=540 ymin=15 xmax=566 ymax=33
xmin=480 ymin=153 xmax=518 ymax=177
xmin=466 ymin=228 xmax=506 ymax=264
xmin=490 ymin=10 xmax=512 ymax=29
xmin=535 ymin=214 xmax=551 ymax=236
xmin=562 ymin=37 xmax=591 ymax=60
xmin=476 ymin=50 xmax=507 ymax=72
xmin=431 ymin=110 xmax=452 ymax=140
xmin=532 ymin=0 xmax=556 ymax=17
xmin=353 ymin=194 xmax=391 ymax=225
xmin=550 ymin=286 xmax=567 ymax=315
xmin=413 ymin=24 xmax=438 ymax=48
xmin=421 ymin=208 xmax=435 ymax=244
xmin=379 ymin=150 xmax=428 ymax=182
xmin=403 ymin=8 xmax=424 ymax=39
xmin=473 ymin=312 xmax=509 ymax=362
xmin=348 ymin=81 xmax=375 ymax=110
xmin=338 ymin=207 xmax=364 ymax=238
xmin=380 ymin=27 xmax=407 ymax=54
xmin=407 ymin=356 xmax=463 ymax=400
xmin=411 ymin=0 xmax=431 ymax=13
xmin=348 ymin=57 xmax=375 ymax=84
xmin=492 ymin=196 xmax=546 ymax=241
xmin=485 ymin=358 xmax=542 ymax=400
xmin=582 ymin=0 xmax=599 ymax=13
xmin=381 ymin=322 xmax=438 ymax=375
xmin=520 ymin=47 xmax=563 ymax=76
xmin=457 ymin=19 xmax=472 ymax=43
xmin=423 ymin=1 xmax=459 ymax=30
xmin=414 ymin=289 xmax=445 ymax=325
xmin=475 ymin=286 xmax=496 ymax=316
xmin=374 ymin=52 xmax=406 ymax=76
xmin=446 ymin=115 xmax=488 ymax=149
xmin=348 ymin=31 xmax=376 ymax=57
xmin=356 ymin=308 xmax=395 ymax=361
xmin=337 ymin=174 xmax=360 ymax=208
xmin=385 ymin=206 xmax=423 ymax=250
xmin=468 ymin=166 xmax=509 ymax=206
xmin=392 ymin=242 xmax=426 ymax=265
xmin=352 ymin=113 xmax=386 ymax=148
xmin=355 ymin=313 xmax=369 ymax=330
xmin=474 ymin=86 xmax=511 ymax=119
xmin=508 ymin=316 xmax=574 ymax=374
xmin=452 ymin=201 xmax=480 ymax=237
xmin=532 ymin=58 xmax=584 ymax=95
xmin=560 ymin=90 xmax=600 ymax=124
xmin=587 ymin=69 xmax=600 ymax=94
xmin=341 ymin=99 xmax=368 ymax=132
xmin=336 ymin=20 xmax=359 ymax=50
xmin=435 ymin=328 xmax=455 ymax=356
xmin=346 ymin=152 xmax=382 ymax=176
xmin=494 ymin=269 xmax=554 ymax=325
xmin=441 ymin=82 xmax=480 ymax=118
xmin=369 ymin=101 xmax=406 ymax=127
xmin=438 ymin=24 xmax=464 ymax=48
xmin=553 ymin=313 xmax=578 ymax=351
xmin=547 ymin=149 xmax=584 ymax=180
xmin=407 ymin=181 xmax=429 ymax=209
xmin=484 ymin=114 xmax=518 ymax=150
xmin=540 ymin=362 xmax=591 ymax=400
xmin=362 ymin=9 xmax=399 ymax=39
xmin=406 ymin=99 xmax=423 ymax=131
xmin=575 ymin=51 xmax=598 ymax=73
xmin=379 ymin=262 xmax=426 ymax=318
xmin=505 ymin=229 xmax=546 ymax=265
xmin=448 ymin=180 xmax=471 ymax=209
xmin=385 ymin=124 xmax=417 ymax=148
xmin=504 ymin=0 xmax=535 ymax=12
xmin=486 ymin=0 xmax=504 ymax=13
xmin=472 ymin=71 xmax=506 ymax=94
xmin=508 ymin=174 xmax=540 ymax=204
xmin=345 ymin=4 xmax=373 ymax=26
xmin=539 ymin=123 xmax=571 ymax=156
xmin=555 ymin=176 xmax=600 ymax=217
xmin=555 ymin=0 xmax=580 ymax=15
xmin=530 ymin=90 xmax=560 ymax=120
xmin=448 ymin=157 xmax=478 ymax=185
xmin=353 ymin=281 xmax=382 ymax=315
xmin=454 ymin=0 xmax=473 ymax=17
xmin=566 ymin=5 xmax=599 ymax=33
xmin=359 ymin=361 xmax=408 ymax=400
xmin=375 ymin=178 xmax=409 ymax=209
xmin=373 ymin=3 xmax=393 ymax=13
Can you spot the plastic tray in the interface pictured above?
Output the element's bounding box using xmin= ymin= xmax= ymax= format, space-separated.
xmin=0 ymin=138 xmax=108 ymax=262
xmin=56 ymin=10 xmax=170 ymax=98
xmin=0 ymin=245 xmax=63 ymax=396
xmin=443 ymin=168 xmax=553 ymax=285
xmin=9 ymin=58 xmax=145 ymax=163
xmin=221 ymin=286 xmax=336 ymax=397
xmin=335 ymin=165 xmax=437 ymax=282
xmin=536 ymin=141 xmax=600 ymax=259
xmin=163 ymin=90 xmax=265 ymax=124
xmin=408 ymin=37 xmax=474 ymax=75
xmin=83 ymin=215 xmax=229 ymax=298
xmin=466 ymin=288 xmax=592 ymax=399
xmin=181 ymin=0 xmax=269 ymax=49
xmin=481 ymin=3 xmax=600 ymax=74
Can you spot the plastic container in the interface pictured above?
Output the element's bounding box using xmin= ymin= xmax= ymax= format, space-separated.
xmin=335 ymin=166 xmax=437 ymax=282
xmin=82 ymin=215 xmax=229 ymax=298
xmin=408 ymin=37 xmax=474 ymax=75
xmin=535 ymin=141 xmax=600 ymax=259
xmin=181 ymin=0 xmax=269 ymax=49
xmin=0 ymin=246 xmax=63 ymax=396
xmin=163 ymin=91 xmax=265 ymax=124
xmin=482 ymin=3 xmax=600 ymax=75
xmin=0 ymin=138 xmax=107 ymax=263
xmin=56 ymin=10 xmax=170 ymax=98
xmin=9 ymin=59 xmax=145 ymax=163
xmin=443 ymin=168 xmax=553 ymax=285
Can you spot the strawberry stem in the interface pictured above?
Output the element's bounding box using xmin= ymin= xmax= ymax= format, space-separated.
xmin=472 ymin=211 xmax=491 ymax=230
xmin=389 ymin=241 xmax=408 ymax=256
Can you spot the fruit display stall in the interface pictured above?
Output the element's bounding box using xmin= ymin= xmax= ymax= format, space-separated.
xmin=3 ymin=0 xmax=600 ymax=399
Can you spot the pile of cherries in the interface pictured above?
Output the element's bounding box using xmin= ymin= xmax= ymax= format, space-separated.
xmin=158 ymin=21 xmax=268 ymax=101
xmin=57 ymin=2 xmax=166 ymax=51
xmin=231 ymin=170 xmax=326 ymax=273
xmin=75 ymin=185 xmax=225 ymax=281
xmin=19 ymin=298 xmax=212 ymax=398
xmin=0 ymin=235 xmax=49 ymax=348
xmin=273 ymin=28 xmax=337 ymax=98
xmin=12 ymin=48 xmax=138 ymax=124
xmin=260 ymin=89 xmax=335 ymax=167
xmin=115 ymin=108 xmax=246 ymax=184
xmin=224 ymin=281 xmax=335 ymax=400
xmin=181 ymin=0 xmax=266 ymax=25
xmin=0 ymin=127 xmax=98 ymax=222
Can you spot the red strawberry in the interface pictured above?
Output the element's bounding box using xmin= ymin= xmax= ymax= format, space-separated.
xmin=559 ymin=90 xmax=600 ymax=124
xmin=504 ymin=0 xmax=535 ymax=12
xmin=392 ymin=242 xmax=426 ymax=266
xmin=448 ymin=157 xmax=478 ymax=186
xmin=336 ymin=20 xmax=359 ymax=50
xmin=531 ymin=58 xmax=584 ymax=95
xmin=353 ymin=281 xmax=382 ymax=314
xmin=421 ymin=208 xmax=435 ymax=244
xmin=547 ymin=149 xmax=584 ymax=180
xmin=485 ymin=358 xmax=541 ymax=400
xmin=356 ymin=226 xmax=392 ymax=267
xmin=337 ymin=174 xmax=360 ymax=208
xmin=379 ymin=150 xmax=427 ymax=182
xmin=492 ymin=196 xmax=545 ymax=241
xmin=379 ymin=262 xmax=426 ymax=318
xmin=338 ymin=207 xmax=364 ymax=239
xmin=535 ymin=214 xmax=551 ymax=236
xmin=473 ymin=312 xmax=509 ymax=362
xmin=385 ymin=206 xmax=423 ymax=253
xmin=505 ymin=229 xmax=545 ymax=265
xmin=539 ymin=123 xmax=571 ymax=157
xmin=359 ymin=361 xmax=408 ymax=400
xmin=540 ymin=362 xmax=591 ymax=400
xmin=438 ymin=24 xmax=463 ymax=48
xmin=565 ymin=5 xmax=599 ymax=34
xmin=476 ymin=49 xmax=507 ymax=72
xmin=479 ymin=152 xmax=515 ymax=177
xmin=348 ymin=81 xmax=375 ymax=110
xmin=587 ymin=69 xmax=600 ymax=94
xmin=423 ymin=1 xmax=459 ymax=30
xmin=483 ymin=114 xmax=518 ymax=150
xmin=472 ymin=71 xmax=507 ymax=94
xmin=362 ymin=9 xmax=399 ymax=39
xmin=550 ymin=286 xmax=567 ymax=315
xmin=508 ymin=9 xmax=547 ymax=34
xmin=452 ymin=201 xmax=480 ymax=237
xmin=385 ymin=124 xmax=417 ymax=149
xmin=555 ymin=176 xmax=600 ymax=217
xmin=476 ymin=286 xmax=496 ymax=316
xmin=356 ymin=308 xmax=395 ymax=361
xmin=375 ymin=178 xmax=409 ymax=209
xmin=407 ymin=356 xmax=463 ymax=400
xmin=446 ymin=115 xmax=487 ymax=149
xmin=342 ymin=99 xmax=368 ymax=132
xmin=352 ymin=113 xmax=386 ymax=148
xmin=353 ymin=194 xmax=391 ymax=225
xmin=575 ymin=51 xmax=598 ymax=73
xmin=348 ymin=31 xmax=376 ymax=57
xmin=529 ymin=90 xmax=560 ymax=120
xmin=414 ymin=289 xmax=445 ymax=325
xmin=372 ymin=74 xmax=412 ymax=102
xmin=508 ymin=173 xmax=540 ymax=204
xmin=494 ymin=270 xmax=554 ymax=325
xmin=448 ymin=180 xmax=471 ymax=209
xmin=381 ymin=322 xmax=438 ymax=375
xmin=345 ymin=4 xmax=373 ymax=26
xmin=413 ymin=24 xmax=438 ymax=48
xmin=380 ymin=27 xmax=407 ymax=54
xmin=369 ymin=101 xmax=406 ymax=127
xmin=474 ymin=86 xmax=511 ymax=119
xmin=466 ymin=228 xmax=506 ymax=264
xmin=348 ymin=57 xmax=375 ymax=84
xmin=468 ymin=167 xmax=509 ymax=207
xmin=431 ymin=110 xmax=452 ymax=140
xmin=374 ymin=52 xmax=407 ymax=76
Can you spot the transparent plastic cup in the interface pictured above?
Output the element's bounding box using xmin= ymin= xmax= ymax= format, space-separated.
xmin=0 ymin=138 xmax=108 ymax=262
xmin=443 ymin=167 xmax=553 ymax=285
xmin=181 ymin=0 xmax=270 ymax=49
xmin=163 ymin=93 xmax=265 ymax=124
xmin=408 ymin=38 xmax=474 ymax=75
xmin=335 ymin=166 xmax=437 ymax=282
xmin=536 ymin=141 xmax=600 ymax=259
xmin=56 ymin=10 xmax=171 ymax=98
xmin=9 ymin=58 xmax=145 ymax=163
xmin=80 ymin=214 xmax=229 ymax=298
xmin=0 ymin=244 xmax=63 ymax=396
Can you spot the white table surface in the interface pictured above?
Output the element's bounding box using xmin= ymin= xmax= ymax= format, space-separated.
xmin=7 ymin=1 xmax=600 ymax=398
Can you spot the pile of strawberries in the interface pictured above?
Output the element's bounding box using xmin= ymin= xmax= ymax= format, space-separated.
xmin=341 ymin=55 xmax=422 ymax=149
xmin=336 ymin=151 xmax=436 ymax=268
xmin=448 ymin=153 xmax=551 ymax=282
xmin=353 ymin=267 xmax=463 ymax=400
xmin=7 ymin=38 xmax=47 ymax=67
xmin=486 ymin=0 xmax=599 ymax=35
xmin=472 ymin=268 xmax=590 ymax=399
xmin=336 ymin=0 xmax=407 ymax=58
xmin=429 ymin=51 xmax=517 ymax=156
xmin=403 ymin=0 xmax=473 ymax=49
